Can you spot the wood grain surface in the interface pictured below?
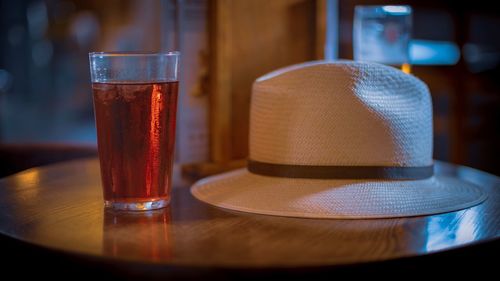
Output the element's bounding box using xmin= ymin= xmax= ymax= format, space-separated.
xmin=208 ymin=0 xmax=319 ymax=161
xmin=0 ymin=158 xmax=498 ymax=269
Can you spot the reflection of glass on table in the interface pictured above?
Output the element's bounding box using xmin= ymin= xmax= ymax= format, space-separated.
xmin=103 ymin=208 xmax=172 ymax=260
xmin=353 ymin=5 xmax=412 ymax=73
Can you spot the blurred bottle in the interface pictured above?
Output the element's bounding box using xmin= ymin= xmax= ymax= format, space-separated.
xmin=353 ymin=5 xmax=412 ymax=73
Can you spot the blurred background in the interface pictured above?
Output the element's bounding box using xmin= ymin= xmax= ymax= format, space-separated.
xmin=0 ymin=0 xmax=499 ymax=176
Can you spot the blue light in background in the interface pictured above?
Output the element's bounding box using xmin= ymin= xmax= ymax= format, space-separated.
xmin=410 ymin=39 xmax=461 ymax=65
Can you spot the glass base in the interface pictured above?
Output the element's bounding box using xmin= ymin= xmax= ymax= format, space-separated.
xmin=105 ymin=198 xmax=170 ymax=211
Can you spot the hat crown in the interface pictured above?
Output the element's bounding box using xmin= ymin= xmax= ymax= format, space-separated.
xmin=250 ymin=61 xmax=433 ymax=167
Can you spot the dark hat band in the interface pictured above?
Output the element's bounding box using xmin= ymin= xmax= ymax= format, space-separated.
xmin=248 ymin=159 xmax=434 ymax=180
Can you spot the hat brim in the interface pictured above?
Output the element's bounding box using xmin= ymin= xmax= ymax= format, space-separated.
xmin=190 ymin=168 xmax=487 ymax=219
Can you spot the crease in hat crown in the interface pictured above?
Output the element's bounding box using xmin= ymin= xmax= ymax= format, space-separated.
xmin=249 ymin=61 xmax=433 ymax=167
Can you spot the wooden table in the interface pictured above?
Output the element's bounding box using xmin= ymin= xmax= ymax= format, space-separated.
xmin=0 ymin=158 xmax=499 ymax=279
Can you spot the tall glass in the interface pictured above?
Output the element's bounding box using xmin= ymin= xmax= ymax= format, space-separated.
xmin=353 ymin=5 xmax=412 ymax=73
xmin=89 ymin=52 xmax=180 ymax=211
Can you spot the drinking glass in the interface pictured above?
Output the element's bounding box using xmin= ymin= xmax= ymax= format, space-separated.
xmin=89 ymin=52 xmax=180 ymax=211
xmin=353 ymin=5 xmax=412 ymax=73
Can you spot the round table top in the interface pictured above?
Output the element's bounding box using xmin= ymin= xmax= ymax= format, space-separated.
xmin=0 ymin=158 xmax=498 ymax=269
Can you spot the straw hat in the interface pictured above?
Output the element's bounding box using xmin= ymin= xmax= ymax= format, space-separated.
xmin=191 ymin=61 xmax=486 ymax=219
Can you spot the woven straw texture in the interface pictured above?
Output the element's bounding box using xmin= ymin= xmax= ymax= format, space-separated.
xmin=191 ymin=169 xmax=486 ymax=219
xmin=191 ymin=61 xmax=486 ymax=219
xmin=251 ymin=60 xmax=432 ymax=166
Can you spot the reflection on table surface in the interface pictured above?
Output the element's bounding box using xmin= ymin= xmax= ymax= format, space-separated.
xmin=0 ymin=158 xmax=498 ymax=267
xmin=103 ymin=208 xmax=172 ymax=261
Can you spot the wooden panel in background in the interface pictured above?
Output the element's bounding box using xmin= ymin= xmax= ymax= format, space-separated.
xmin=209 ymin=0 xmax=233 ymax=163
xmin=209 ymin=0 xmax=320 ymax=162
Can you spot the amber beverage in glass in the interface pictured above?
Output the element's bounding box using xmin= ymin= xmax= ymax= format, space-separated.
xmin=89 ymin=52 xmax=180 ymax=211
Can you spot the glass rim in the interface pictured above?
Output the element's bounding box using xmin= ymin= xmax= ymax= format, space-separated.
xmin=89 ymin=51 xmax=180 ymax=58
